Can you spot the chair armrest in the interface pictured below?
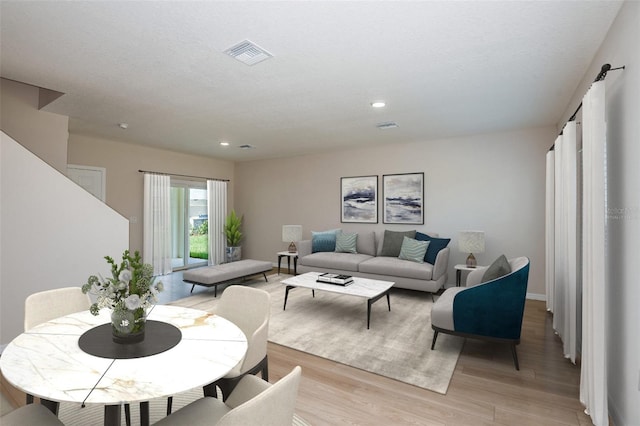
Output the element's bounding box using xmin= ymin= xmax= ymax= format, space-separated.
xmin=466 ymin=266 xmax=488 ymax=287
xmin=432 ymin=247 xmax=450 ymax=281
xmin=297 ymin=240 xmax=312 ymax=258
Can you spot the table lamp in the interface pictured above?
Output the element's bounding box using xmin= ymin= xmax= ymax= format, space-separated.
xmin=458 ymin=231 xmax=485 ymax=268
xmin=282 ymin=225 xmax=302 ymax=253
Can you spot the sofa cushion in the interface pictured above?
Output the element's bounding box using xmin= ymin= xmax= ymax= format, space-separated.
xmin=415 ymin=232 xmax=451 ymax=264
xmin=311 ymin=229 xmax=340 ymax=253
xmin=359 ymin=256 xmax=433 ymax=280
xmin=299 ymin=252 xmax=372 ymax=272
xmin=355 ymin=231 xmax=376 ymax=256
xmin=335 ymin=232 xmax=357 ymax=253
xmin=398 ymin=236 xmax=429 ymax=263
xmin=379 ymin=230 xmax=416 ymax=257
xmin=483 ymin=254 xmax=512 ymax=281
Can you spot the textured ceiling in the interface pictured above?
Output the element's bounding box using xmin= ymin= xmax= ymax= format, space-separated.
xmin=0 ymin=1 xmax=623 ymax=161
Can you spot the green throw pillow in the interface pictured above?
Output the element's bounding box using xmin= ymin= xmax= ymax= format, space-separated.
xmin=482 ymin=254 xmax=512 ymax=282
xmin=380 ymin=230 xmax=416 ymax=257
xmin=398 ymin=236 xmax=429 ymax=263
xmin=335 ymin=232 xmax=357 ymax=253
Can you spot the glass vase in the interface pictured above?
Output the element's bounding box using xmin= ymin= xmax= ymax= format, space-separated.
xmin=111 ymin=307 xmax=146 ymax=344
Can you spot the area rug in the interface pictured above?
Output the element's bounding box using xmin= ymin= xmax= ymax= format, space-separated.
xmin=171 ymin=274 xmax=463 ymax=395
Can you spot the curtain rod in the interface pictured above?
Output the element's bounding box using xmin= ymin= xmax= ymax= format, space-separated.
xmin=549 ymin=63 xmax=625 ymax=151
xmin=138 ymin=169 xmax=229 ymax=182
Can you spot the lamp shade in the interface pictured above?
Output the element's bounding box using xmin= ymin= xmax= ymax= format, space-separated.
xmin=282 ymin=225 xmax=302 ymax=253
xmin=458 ymin=231 xmax=485 ymax=254
xmin=282 ymin=225 xmax=302 ymax=243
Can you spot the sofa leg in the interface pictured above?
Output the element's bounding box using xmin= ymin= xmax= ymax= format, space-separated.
xmin=511 ymin=343 xmax=520 ymax=370
xmin=431 ymin=330 xmax=438 ymax=350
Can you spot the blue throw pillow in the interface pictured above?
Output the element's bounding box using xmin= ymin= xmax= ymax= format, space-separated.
xmin=312 ymin=229 xmax=340 ymax=253
xmin=415 ymin=232 xmax=450 ymax=264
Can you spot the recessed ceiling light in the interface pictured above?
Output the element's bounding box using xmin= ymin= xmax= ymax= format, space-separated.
xmin=118 ymin=123 xmax=128 ymax=129
xmin=220 ymin=141 xmax=230 ymax=146
xmin=371 ymin=101 xmax=386 ymax=108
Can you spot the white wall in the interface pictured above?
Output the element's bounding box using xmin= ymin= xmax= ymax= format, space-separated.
xmin=558 ymin=1 xmax=639 ymax=424
xmin=235 ymin=126 xmax=554 ymax=297
xmin=0 ymin=132 xmax=129 ymax=346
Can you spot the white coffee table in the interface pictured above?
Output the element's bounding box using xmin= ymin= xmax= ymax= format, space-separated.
xmin=281 ymin=272 xmax=394 ymax=329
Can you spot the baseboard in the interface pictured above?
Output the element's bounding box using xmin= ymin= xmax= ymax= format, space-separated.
xmin=526 ymin=292 xmax=546 ymax=301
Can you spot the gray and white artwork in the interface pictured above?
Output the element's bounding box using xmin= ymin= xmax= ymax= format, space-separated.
xmin=341 ymin=176 xmax=378 ymax=223
xmin=383 ymin=173 xmax=424 ymax=224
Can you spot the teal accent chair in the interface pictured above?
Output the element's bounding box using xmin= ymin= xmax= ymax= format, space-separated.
xmin=430 ymin=257 xmax=530 ymax=370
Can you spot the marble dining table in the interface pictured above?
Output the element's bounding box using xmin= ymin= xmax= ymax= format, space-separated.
xmin=0 ymin=305 xmax=248 ymax=426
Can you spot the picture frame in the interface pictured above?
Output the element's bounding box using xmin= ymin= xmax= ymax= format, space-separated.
xmin=383 ymin=172 xmax=424 ymax=224
xmin=340 ymin=175 xmax=378 ymax=223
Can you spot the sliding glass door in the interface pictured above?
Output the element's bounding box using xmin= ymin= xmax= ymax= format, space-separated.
xmin=170 ymin=180 xmax=208 ymax=270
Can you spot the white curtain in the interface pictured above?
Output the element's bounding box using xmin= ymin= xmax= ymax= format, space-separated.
xmin=545 ymin=150 xmax=555 ymax=312
xmin=143 ymin=173 xmax=172 ymax=275
xmin=580 ymin=80 xmax=608 ymax=426
xmin=552 ymin=121 xmax=579 ymax=363
xmin=207 ymin=180 xmax=227 ymax=266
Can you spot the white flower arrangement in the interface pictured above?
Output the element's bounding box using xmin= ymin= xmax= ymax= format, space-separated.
xmin=82 ymin=250 xmax=164 ymax=316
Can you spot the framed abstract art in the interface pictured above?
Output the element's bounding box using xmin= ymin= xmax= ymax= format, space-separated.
xmin=340 ymin=175 xmax=378 ymax=223
xmin=383 ymin=172 xmax=424 ymax=224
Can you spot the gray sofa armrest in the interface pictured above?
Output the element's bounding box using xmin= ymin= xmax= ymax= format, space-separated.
xmin=432 ymin=247 xmax=450 ymax=281
xmin=297 ymin=240 xmax=312 ymax=258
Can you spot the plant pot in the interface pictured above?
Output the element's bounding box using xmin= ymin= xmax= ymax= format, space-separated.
xmin=111 ymin=307 xmax=146 ymax=344
xmin=226 ymin=246 xmax=242 ymax=263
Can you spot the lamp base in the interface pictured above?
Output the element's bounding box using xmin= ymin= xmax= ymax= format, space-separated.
xmin=288 ymin=242 xmax=297 ymax=253
xmin=466 ymin=253 xmax=477 ymax=268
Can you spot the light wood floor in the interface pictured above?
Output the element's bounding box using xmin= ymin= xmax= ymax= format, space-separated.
xmin=268 ymin=299 xmax=591 ymax=426
xmin=2 ymin=296 xmax=590 ymax=425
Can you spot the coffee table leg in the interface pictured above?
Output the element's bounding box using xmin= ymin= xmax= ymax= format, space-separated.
xmin=284 ymin=285 xmax=293 ymax=310
xmin=367 ymin=290 xmax=391 ymax=329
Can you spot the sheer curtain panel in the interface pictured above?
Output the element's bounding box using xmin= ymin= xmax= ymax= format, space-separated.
xmin=579 ymin=81 xmax=608 ymax=426
xmin=545 ymin=150 xmax=555 ymax=312
xmin=553 ymin=121 xmax=579 ymax=363
xmin=143 ymin=173 xmax=172 ymax=275
xmin=207 ymin=180 xmax=227 ymax=266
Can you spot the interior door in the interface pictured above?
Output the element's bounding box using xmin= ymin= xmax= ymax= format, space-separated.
xmin=67 ymin=164 xmax=106 ymax=202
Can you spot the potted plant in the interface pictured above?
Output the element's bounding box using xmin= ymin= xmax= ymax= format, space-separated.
xmin=224 ymin=210 xmax=243 ymax=262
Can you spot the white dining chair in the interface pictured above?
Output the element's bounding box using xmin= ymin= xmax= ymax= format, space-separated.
xmin=206 ymin=285 xmax=271 ymax=400
xmin=24 ymin=286 xmax=91 ymax=331
xmin=155 ymin=366 xmax=301 ymax=426
xmin=167 ymin=285 xmax=271 ymax=415
xmin=0 ymin=403 xmax=65 ymax=426
xmin=23 ymin=287 xmax=92 ymax=406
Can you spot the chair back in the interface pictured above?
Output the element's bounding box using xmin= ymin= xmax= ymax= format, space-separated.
xmin=216 ymin=286 xmax=271 ymax=373
xmin=218 ymin=366 xmax=301 ymax=426
xmin=24 ymin=287 xmax=91 ymax=331
xmin=453 ymin=257 xmax=530 ymax=340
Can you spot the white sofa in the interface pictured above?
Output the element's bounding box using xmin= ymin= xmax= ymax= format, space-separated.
xmin=297 ymin=230 xmax=450 ymax=293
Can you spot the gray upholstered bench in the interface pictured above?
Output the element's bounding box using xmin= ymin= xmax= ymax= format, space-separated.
xmin=183 ymin=259 xmax=272 ymax=297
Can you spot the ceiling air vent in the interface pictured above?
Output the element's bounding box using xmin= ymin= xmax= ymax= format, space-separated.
xmin=224 ymin=40 xmax=273 ymax=66
xmin=376 ymin=121 xmax=399 ymax=129
xmin=239 ymin=144 xmax=255 ymax=149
